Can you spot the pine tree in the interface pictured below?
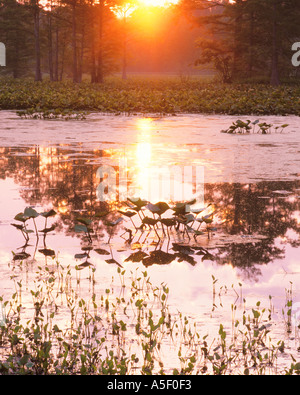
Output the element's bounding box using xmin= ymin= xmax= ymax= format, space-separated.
xmin=0 ymin=0 xmax=33 ymax=77
xmin=194 ymin=0 xmax=300 ymax=84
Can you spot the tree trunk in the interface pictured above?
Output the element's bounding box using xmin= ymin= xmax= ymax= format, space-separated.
xmin=97 ymin=0 xmax=104 ymax=83
xmin=48 ymin=11 xmax=54 ymax=81
xmin=13 ymin=39 xmax=20 ymax=78
xmin=270 ymin=1 xmax=280 ymax=86
xmin=122 ymin=17 xmax=127 ymax=80
xmin=248 ymin=10 xmax=254 ymax=76
xmin=232 ymin=0 xmax=243 ymax=78
xmin=78 ymin=26 xmax=85 ymax=83
xmin=91 ymin=27 xmax=97 ymax=83
xmin=72 ymin=1 xmax=78 ymax=83
xmin=60 ymin=31 xmax=66 ymax=81
xmin=34 ymin=1 xmax=42 ymax=81
xmin=54 ymin=27 xmax=59 ymax=81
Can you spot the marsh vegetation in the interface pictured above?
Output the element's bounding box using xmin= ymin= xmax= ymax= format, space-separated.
xmin=1 ymin=78 xmax=300 ymax=116
xmin=1 ymin=261 xmax=300 ymax=375
xmin=0 ymin=111 xmax=299 ymax=375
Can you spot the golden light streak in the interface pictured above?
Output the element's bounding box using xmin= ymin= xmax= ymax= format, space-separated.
xmin=110 ymin=3 xmax=138 ymax=19
xmin=110 ymin=0 xmax=179 ymax=19
xmin=134 ymin=118 xmax=153 ymax=200
xmin=137 ymin=0 xmax=179 ymax=7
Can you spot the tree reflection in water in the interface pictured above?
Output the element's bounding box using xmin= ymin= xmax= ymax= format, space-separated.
xmin=1 ymin=145 xmax=299 ymax=282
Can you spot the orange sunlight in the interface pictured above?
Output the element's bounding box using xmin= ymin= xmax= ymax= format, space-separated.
xmin=138 ymin=0 xmax=179 ymax=6
xmin=111 ymin=0 xmax=179 ymax=19
xmin=110 ymin=3 xmax=138 ymax=19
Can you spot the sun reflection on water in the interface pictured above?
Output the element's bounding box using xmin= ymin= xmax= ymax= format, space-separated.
xmin=134 ymin=118 xmax=153 ymax=200
xmin=131 ymin=117 xmax=204 ymax=204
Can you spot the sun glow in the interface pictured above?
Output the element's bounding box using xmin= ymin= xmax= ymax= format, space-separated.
xmin=111 ymin=0 xmax=179 ymax=19
xmin=134 ymin=118 xmax=153 ymax=200
xmin=110 ymin=3 xmax=138 ymax=19
xmin=138 ymin=0 xmax=179 ymax=7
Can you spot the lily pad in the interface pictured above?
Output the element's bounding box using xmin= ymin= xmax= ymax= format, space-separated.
xmin=13 ymin=252 xmax=31 ymax=261
xmin=40 ymin=209 xmax=57 ymax=218
xmin=39 ymin=225 xmax=56 ymax=234
xmin=118 ymin=210 xmax=137 ymax=218
xmin=127 ymin=197 xmax=148 ymax=209
xmin=76 ymin=217 xmax=92 ymax=226
xmin=145 ymin=203 xmax=161 ymax=214
xmin=94 ymin=248 xmax=110 ymax=256
xmin=24 ymin=207 xmax=39 ymax=219
xmin=74 ymin=224 xmax=89 ymax=233
xmin=39 ymin=248 xmax=56 ymax=257
xmin=11 ymin=223 xmax=25 ymax=230
xmin=94 ymin=211 xmax=110 ymax=218
xmin=106 ymin=218 xmax=123 ymax=227
xmin=142 ymin=250 xmax=175 ymax=267
xmin=74 ymin=252 xmax=89 ymax=259
xmin=14 ymin=213 xmax=28 ymax=223
xmin=105 ymin=258 xmax=122 ymax=268
xmin=142 ymin=216 xmax=158 ymax=226
xmin=76 ymin=261 xmax=94 ymax=270
xmin=125 ymin=251 xmax=149 ymax=263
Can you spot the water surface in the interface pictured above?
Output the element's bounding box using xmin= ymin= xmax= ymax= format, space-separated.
xmin=0 ymin=111 xmax=300 ymax=372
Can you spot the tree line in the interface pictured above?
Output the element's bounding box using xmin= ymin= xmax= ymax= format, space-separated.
xmin=0 ymin=0 xmax=124 ymax=82
xmin=0 ymin=0 xmax=299 ymax=85
xmin=191 ymin=0 xmax=300 ymax=85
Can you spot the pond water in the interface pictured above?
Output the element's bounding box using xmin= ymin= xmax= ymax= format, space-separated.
xmin=0 ymin=110 xmax=300 ymax=373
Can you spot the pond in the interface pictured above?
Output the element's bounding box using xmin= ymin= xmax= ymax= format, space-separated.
xmin=0 ymin=110 xmax=300 ymax=374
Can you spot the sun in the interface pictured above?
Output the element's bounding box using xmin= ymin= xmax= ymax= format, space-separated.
xmin=111 ymin=0 xmax=179 ymax=18
xmin=138 ymin=0 xmax=179 ymax=7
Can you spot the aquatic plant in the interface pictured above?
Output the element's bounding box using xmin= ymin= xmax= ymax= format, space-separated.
xmin=16 ymin=108 xmax=88 ymax=120
xmin=11 ymin=207 xmax=57 ymax=244
xmin=221 ymin=119 xmax=289 ymax=134
xmin=1 ymin=77 xmax=300 ymax=116
xmin=0 ymin=265 xmax=299 ymax=375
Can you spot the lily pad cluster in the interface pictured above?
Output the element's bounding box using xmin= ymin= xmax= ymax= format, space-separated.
xmin=221 ymin=119 xmax=289 ymax=134
xmin=16 ymin=108 xmax=88 ymax=120
xmin=11 ymin=207 xmax=57 ymax=260
xmin=73 ymin=197 xmax=216 ymax=246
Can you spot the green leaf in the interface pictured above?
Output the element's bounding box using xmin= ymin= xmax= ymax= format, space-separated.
xmin=19 ymin=354 xmax=29 ymax=366
xmin=76 ymin=217 xmax=92 ymax=226
xmin=23 ymin=229 xmax=34 ymax=234
xmin=106 ymin=218 xmax=123 ymax=227
xmin=94 ymin=211 xmax=110 ymax=218
xmin=14 ymin=212 xmax=28 ymax=223
xmin=40 ymin=209 xmax=57 ymax=218
xmin=145 ymin=203 xmax=160 ymax=214
xmin=13 ymin=252 xmax=30 ymax=261
xmin=74 ymin=224 xmax=88 ymax=233
xmin=11 ymin=223 xmax=24 ymax=230
xmin=24 ymin=207 xmax=39 ymax=219
xmin=74 ymin=253 xmax=88 ymax=259
xmin=252 ymin=309 xmax=260 ymax=319
xmin=39 ymin=225 xmax=56 ymax=234
xmin=118 ymin=210 xmax=137 ymax=218
xmin=105 ymin=258 xmax=122 ymax=268
xmin=142 ymin=216 xmax=158 ymax=226
xmin=127 ymin=197 xmax=148 ymax=209
xmin=39 ymin=248 xmax=55 ymax=257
